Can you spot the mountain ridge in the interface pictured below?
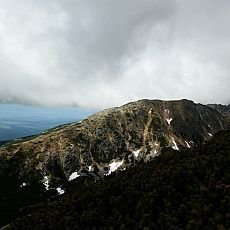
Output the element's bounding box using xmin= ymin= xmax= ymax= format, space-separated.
xmin=0 ymin=98 xmax=230 ymax=228
xmin=208 ymin=103 xmax=230 ymax=129
xmin=0 ymin=99 xmax=228 ymax=187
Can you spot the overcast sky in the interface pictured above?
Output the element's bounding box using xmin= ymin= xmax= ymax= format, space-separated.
xmin=0 ymin=0 xmax=229 ymax=108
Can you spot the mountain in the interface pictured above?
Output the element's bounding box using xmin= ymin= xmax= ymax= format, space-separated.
xmin=0 ymin=99 xmax=228 ymax=187
xmin=7 ymin=130 xmax=230 ymax=229
xmin=0 ymin=99 xmax=229 ymax=228
xmin=208 ymin=103 xmax=230 ymax=114
xmin=208 ymin=104 xmax=230 ymax=129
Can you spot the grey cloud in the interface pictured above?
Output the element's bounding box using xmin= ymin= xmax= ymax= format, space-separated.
xmin=0 ymin=0 xmax=229 ymax=108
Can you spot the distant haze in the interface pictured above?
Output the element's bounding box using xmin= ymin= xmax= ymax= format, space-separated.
xmin=0 ymin=104 xmax=96 ymax=140
xmin=0 ymin=0 xmax=230 ymax=108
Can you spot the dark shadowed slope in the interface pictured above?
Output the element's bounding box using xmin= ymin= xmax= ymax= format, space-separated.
xmin=208 ymin=104 xmax=230 ymax=129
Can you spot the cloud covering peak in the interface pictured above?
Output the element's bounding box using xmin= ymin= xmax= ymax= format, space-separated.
xmin=0 ymin=0 xmax=229 ymax=108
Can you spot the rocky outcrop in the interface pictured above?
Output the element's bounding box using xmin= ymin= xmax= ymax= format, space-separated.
xmin=0 ymin=99 xmax=228 ymax=186
xmin=208 ymin=103 xmax=230 ymax=114
xmin=208 ymin=103 xmax=230 ymax=129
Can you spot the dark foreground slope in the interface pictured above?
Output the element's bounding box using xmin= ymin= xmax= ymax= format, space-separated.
xmin=8 ymin=130 xmax=230 ymax=230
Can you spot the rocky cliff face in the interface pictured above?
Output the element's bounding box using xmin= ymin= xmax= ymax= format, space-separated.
xmin=0 ymin=99 xmax=228 ymax=186
xmin=208 ymin=103 xmax=230 ymax=129
xmin=208 ymin=103 xmax=230 ymax=114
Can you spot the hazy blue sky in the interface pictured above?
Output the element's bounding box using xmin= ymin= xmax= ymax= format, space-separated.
xmin=0 ymin=0 xmax=229 ymax=108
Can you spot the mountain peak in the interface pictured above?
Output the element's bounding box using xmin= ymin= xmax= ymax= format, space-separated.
xmin=0 ymin=99 xmax=228 ymax=187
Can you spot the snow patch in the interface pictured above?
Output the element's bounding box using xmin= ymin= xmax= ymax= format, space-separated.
xmin=56 ymin=187 xmax=65 ymax=195
xmin=107 ymin=159 xmax=124 ymax=175
xmin=208 ymin=133 xmax=213 ymax=137
xmin=185 ymin=141 xmax=191 ymax=148
xmin=132 ymin=149 xmax=141 ymax=158
xmin=20 ymin=182 xmax=27 ymax=187
xmin=164 ymin=109 xmax=170 ymax=114
xmin=43 ymin=176 xmax=49 ymax=190
xmin=172 ymin=138 xmax=179 ymax=151
xmin=166 ymin=118 xmax=173 ymax=125
xmin=68 ymin=172 xmax=80 ymax=181
xmin=145 ymin=149 xmax=158 ymax=162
